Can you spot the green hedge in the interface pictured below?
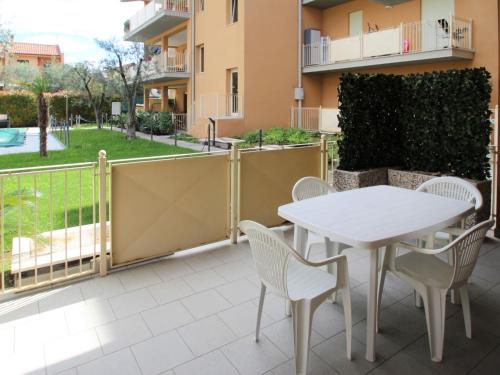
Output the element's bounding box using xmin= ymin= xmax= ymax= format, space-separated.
xmin=338 ymin=74 xmax=402 ymax=171
xmin=401 ymin=69 xmax=492 ymax=180
xmin=0 ymin=92 xmax=38 ymax=126
xmin=337 ymin=68 xmax=492 ymax=180
xmin=136 ymin=111 xmax=174 ymax=135
xmin=0 ymin=91 xmax=120 ymax=126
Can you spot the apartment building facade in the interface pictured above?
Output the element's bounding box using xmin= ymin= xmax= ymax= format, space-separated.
xmin=122 ymin=0 xmax=298 ymax=137
xmin=122 ymin=0 xmax=499 ymax=137
xmin=0 ymin=41 xmax=64 ymax=68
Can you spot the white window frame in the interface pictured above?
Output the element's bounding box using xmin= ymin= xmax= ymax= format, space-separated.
xmin=230 ymin=0 xmax=238 ymax=24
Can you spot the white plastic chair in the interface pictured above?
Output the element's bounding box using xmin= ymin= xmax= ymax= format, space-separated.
xmin=416 ymin=177 xmax=483 ymax=304
xmin=378 ymin=219 xmax=493 ymax=362
xmin=240 ymin=220 xmax=352 ymax=375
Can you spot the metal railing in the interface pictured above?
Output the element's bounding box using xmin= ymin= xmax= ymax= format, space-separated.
xmin=0 ymin=163 xmax=100 ymax=294
xmin=303 ymin=16 xmax=473 ymax=67
xmin=172 ymin=113 xmax=188 ymax=131
xmin=125 ymin=0 xmax=190 ymax=34
xmin=198 ymin=94 xmax=244 ymax=120
xmin=290 ymin=107 xmax=320 ymax=131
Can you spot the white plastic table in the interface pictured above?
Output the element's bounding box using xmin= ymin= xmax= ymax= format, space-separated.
xmin=278 ymin=185 xmax=474 ymax=362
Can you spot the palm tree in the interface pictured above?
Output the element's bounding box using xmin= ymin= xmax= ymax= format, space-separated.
xmin=28 ymin=76 xmax=49 ymax=157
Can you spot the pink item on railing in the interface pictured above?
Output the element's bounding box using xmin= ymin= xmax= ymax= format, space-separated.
xmin=403 ymin=39 xmax=410 ymax=53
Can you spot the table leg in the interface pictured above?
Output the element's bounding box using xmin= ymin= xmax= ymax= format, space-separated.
xmin=366 ymin=247 xmax=379 ymax=362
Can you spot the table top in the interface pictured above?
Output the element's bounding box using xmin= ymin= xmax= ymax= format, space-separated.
xmin=278 ymin=185 xmax=475 ymax=249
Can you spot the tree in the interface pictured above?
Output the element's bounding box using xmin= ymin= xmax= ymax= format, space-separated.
xmin=0 ymin=21 xmax=13 ymax=85
xmin=27 ymin=76 xmax=49 ymax=157
xmin=74 ymin=62 xmax=108 ymax=129
xmin=96 ymin=39 xmax=144 ymax=139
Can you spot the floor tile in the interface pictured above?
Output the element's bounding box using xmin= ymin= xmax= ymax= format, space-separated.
xmin=0 ymin=343 xmax=46 ymax=375
xmin=15 ymin=309 xmax=68 ymax=351
xmin=77 ymin=348 xmax=141 ymax=375
xmin=183 ymin=269 xmax=227 ymax=293
xmin=96 ymin=314 xmax=152 ymax=354
xmin=116 ymin=265 xmax=162 ymax=292
xmin=151 ymin=258 xmax=194 ymax=282
xmin=45 ymin=329 xmax=103 ymax=374
xmin=267 ymin=351 xmax=337 ymax=375
xmin=142 ymin=301 xmax=194 ymax=335
xmin=109 ymin=288 xmax=157 ymax=319
xmin=183 ymin=251 xmax=223 ymax=271
xmin=174 ymin=350 xmax=239 ymax=375
xmin=132 ymin=330 xmax=194 ymax=375
xmin=263 ymin=318 xmax=324 ymax=359
xmin=218 ymin=301 xmax=274 ymax=338
xmin=64 ymin=298 xmax=115 ymax=334
xmin=38 ymin=285 xmax=83 ymax=314
xmin=147 ymin=278 xmax=194 ymax=305
xmin=216 ymin=278 xmax=261 ymax=306
xmin=0 ymin=325 xmax=14 ymax=356
xmin=181 ymin=289 xmax=231 ymax=319
xmin=79 ymin=275 xmax=125 ymax=301
xmin=213 ymin=260 xmax=256 ymax=282
xmin=221 ymin=335 xmax=288 ymax=375
xmin=178 ymin=315 xmax=236 ymax=356
xmin=468 ymin=345 xmax=500 ymax=375
xmin=0 ymin=295 xmax=40 ymax=326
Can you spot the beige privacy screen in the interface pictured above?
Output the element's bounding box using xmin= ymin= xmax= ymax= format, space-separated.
xmin=111 ymin=154 xmax=230 ymax=266
xmin=239 ymin=145 xmax=321 ymax=227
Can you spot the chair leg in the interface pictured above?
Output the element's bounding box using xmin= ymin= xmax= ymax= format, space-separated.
xmin=325 ymin=239 xmax=340 ymax=303
xmin=341 ymin=288 xmax=352 ymax=360
xmin=459 ymin=286 xmax=472 ymax=339
xmin=256 ymin=283 xmax=266 ymax=342
xmin=422 ymin=288 xmax=447 ymax=362
xmin=291 ymin=300 xmax=313 ymax=375
xmin=447 ymin=250 xmax=460 ymax=305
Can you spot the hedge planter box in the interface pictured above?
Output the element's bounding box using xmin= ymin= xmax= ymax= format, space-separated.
xmin=332 ymin=168 xmax=388 ymax=192
xmin=388 ymin=169 xmax=492 ymax=225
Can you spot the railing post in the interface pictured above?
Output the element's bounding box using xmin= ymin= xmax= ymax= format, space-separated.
xmin=98 ymin=150 xmax=108 ymax=276
xmin=230 ymin=142 xmax=240 ymax=244
xmin=320 ymin=134 xmax=327 ymax=181
xmin=448 ymin=14 xmax=453 ymax=48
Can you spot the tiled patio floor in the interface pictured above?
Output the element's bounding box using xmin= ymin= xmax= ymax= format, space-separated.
xmin=1 ymin=230 xmax=500 ymax=375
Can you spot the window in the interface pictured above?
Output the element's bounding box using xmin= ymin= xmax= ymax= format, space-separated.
xmin=17 ymin=59 xmax=29 ymax=64
xmin=348 ymin=10 xmax=363 ymax=37
xmin=200 ymin=0 xmax=204 ymax=11
xmin=230 ymin=0 xmax=238 ymax=23
xmin=229 ymin=68 xmax=239 ymax=115
xmin=198 ymin=45 xmax=205 ymax=73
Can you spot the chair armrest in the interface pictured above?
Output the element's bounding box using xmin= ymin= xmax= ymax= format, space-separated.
xmin=289 ymin=249 xmax=347 ymax=268
xmin=394 ymin=242 xmax=449 ymax=255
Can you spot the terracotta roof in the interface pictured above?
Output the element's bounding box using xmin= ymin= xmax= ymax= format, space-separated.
xmin=11 ymin=42 xmax=62 ymax=57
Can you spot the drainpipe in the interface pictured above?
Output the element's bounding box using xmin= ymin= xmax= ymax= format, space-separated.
xmin=297 ymin=0 xmax=303 ymax=128
xmin=190 ymin=0 xmax=196 ymax=131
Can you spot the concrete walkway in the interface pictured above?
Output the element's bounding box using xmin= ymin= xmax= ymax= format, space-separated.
xmin=110 ymin=127 xmax=225 ymax=152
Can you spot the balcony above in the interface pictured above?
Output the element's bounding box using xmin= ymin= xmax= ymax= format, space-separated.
xmin=303 ymin=17 xmax=474 ymax=74
xmin=302 ymin=0 xmax=351 ymax=9
xmin=142 ymin=50 xmax=190 ymax=84
xmin=124 ymin=0 xmax=190 ymax=43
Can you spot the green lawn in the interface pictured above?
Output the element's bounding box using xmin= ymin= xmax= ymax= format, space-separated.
xmin=0 ymin=128 xmax=195 ymax=258
xmin=0 ymin=127 xmax=194 ymax=169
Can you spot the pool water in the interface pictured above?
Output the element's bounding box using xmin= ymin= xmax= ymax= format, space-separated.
xmin=0 ymin=129 xmax=26 ymax=147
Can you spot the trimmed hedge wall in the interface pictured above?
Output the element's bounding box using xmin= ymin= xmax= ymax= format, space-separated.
xmin=338 ymin=68 xmax=492 ymax=180
xmin=0 ymin=91 xmax=38 ymax=126
xmin=0 ymin=91 xmax=120 ymax=126
xmin=338 ymin=74 xmax=402 ymax=171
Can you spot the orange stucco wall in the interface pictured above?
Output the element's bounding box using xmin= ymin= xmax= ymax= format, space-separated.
xmin=306 ymin=0 xmax=499 ymax=108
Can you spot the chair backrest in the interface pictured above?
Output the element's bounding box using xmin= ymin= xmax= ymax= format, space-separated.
xmin=417 ymin=176 xmax=483 ymax=211
xmin=292 ymin=176 xmax=335 ymax=202
xmin=239 ymin=220 xmax=291 ymax=298
xmin=448 ymin=219 xmax=493 ymax=288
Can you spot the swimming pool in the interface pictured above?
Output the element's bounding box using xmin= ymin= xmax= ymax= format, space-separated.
xmin=0 ymin=129 xmax=26 ymax=147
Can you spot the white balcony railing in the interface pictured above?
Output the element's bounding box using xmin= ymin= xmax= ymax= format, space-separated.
xmin=303 ymin=16 xmax=473 ymax=67
xmin=124 ymin=0 xmax=190 ymax=34
xmin=150 ymin=51 xmax=189 ymax=73
xmin=172 ymin=113 xmax=188 ymax=131
xmin=198 ymin=94 xmax=244 ymax=120
xmin=290 ymin=106 xmax=341 ymax=133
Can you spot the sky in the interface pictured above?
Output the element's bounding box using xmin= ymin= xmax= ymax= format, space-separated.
xmin=0 ymin=0 xmax=143 ymax=64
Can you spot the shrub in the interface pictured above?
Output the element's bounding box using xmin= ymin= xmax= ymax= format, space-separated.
xmin=238 ymin=127 xmax=314 ymax=146
xmin=337 ymin=69 xmax=492 ymax=180
xmin=138 ymin=111 xmax=174 ymax=135
xmin=0 ymin=91 xmax=38 ymax=126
